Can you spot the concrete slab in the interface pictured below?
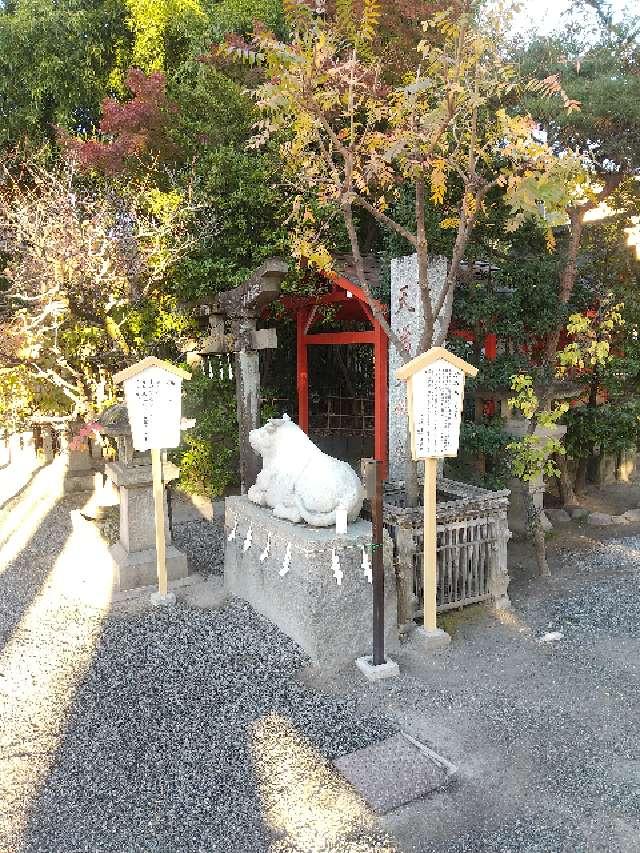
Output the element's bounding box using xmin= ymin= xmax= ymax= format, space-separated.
xmin=334 ymin=732 xmax=455 ymax=814
xmin=150 ymin=591 xmax=176 ymax=606
xmin=413 ymin=627 xmax=451 ymax=651
xmin=355 ymin=655 xmax=400 ymax=681
xmin=179 ymin=575 xmax=226 ymax=610
xmin=110 ymin=541 xmax=188 ymax=591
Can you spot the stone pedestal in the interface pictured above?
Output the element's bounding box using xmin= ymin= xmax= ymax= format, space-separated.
xmin=90 ymin=433 xmax=105 ymax=461
xmin=588 ymin=452 xmax=618 ymax=486
xmin=224 ymin=496 xmax=398 ymax=666
xmin=617 ymin=448 xmax=636 ymax=483
xmin=388 ymin=254 xmax=449 ymax=482
xmin=63 ymin=435 xmax=96 ymax=493
xmin=507 ymin=475 xmax=544 ymax=537
xmin=106 ymin=458 xmax=188 ymax=591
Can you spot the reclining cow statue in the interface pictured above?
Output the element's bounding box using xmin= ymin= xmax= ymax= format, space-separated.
xmin=247 ymin=414 xmax=364 ymax=527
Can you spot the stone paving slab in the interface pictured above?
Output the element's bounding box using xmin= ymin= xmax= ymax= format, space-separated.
xmin=334 ymin=732 xmax=454 ymax=814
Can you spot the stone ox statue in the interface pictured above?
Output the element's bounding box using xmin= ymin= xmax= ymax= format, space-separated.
xmin=247 ymin=415 xmax=364 ymax=527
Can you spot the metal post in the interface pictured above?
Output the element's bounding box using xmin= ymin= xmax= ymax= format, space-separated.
xmin=371 ymin=459 xmax=385 ymax=666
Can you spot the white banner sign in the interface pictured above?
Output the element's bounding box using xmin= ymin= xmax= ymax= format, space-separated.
xmin=410 ymin=359 xmax=465 ymax=458
xmin=124 ymin=366 xmax=183 ymax=451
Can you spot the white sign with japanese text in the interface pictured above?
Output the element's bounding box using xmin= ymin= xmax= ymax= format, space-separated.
xmin=123 ymin=366 xmax=183 ymax=451
xmin=410 ymin=359 xmax=465 ymax=458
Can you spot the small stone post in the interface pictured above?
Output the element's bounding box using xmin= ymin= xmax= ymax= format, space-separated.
xmin=489 ymin=507 xmax=512 ymax=609
xmin=41 ymin=426 xmax=54 ymax=463
xmin=106 ymin=439 xmax=188 ymax=591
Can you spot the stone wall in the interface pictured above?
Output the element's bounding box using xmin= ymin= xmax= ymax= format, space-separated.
xmin=224 ymin=496 xmax=397 ymax=666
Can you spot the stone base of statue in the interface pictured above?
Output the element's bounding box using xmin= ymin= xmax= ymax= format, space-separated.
xmin=106 ymin=458 xmax=188 ymax=591
xmin=224 ymin=496 xmax=398 ymax=667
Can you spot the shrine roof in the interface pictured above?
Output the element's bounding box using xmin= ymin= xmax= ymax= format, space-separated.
xmin=113 ymin=356 xmax=191 ymax=384
xmin=278 ymin=254 xmax=387 ymax=327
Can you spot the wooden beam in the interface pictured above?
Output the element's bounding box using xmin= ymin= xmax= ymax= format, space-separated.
xmin=297 ymin=308 xmax=309 ymax=434
xmin=303 ymin=331 xmax=376 ymax=346
xmin=199 ymin=328 xmax=278 ymax=354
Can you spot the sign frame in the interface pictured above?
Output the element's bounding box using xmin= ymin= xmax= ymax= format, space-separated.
xmin=114 ymin=357 xmax=191 ymax=599
xmin=396 ymin=347 xmax=478 ymax=636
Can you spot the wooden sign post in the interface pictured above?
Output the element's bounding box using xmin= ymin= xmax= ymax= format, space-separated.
xmin=114 ymin=357 xmax=191 ymax=602
xmin=396 ymin=347 xmax=478 ymax=639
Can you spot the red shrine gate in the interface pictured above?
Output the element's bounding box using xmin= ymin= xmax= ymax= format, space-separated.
xmin=281 ymin=273 xmax=389 ymax=478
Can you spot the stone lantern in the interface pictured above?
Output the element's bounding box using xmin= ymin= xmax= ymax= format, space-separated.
xmin=97 ymin=403 xmax=189 ymax=591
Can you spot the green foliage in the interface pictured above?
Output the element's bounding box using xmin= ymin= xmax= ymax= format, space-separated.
xmin=175 ymin=362 xmax=281 ymax=497
xmin=564 ymin=401 xmax=640 ymax=460
xmin=506 ymin=373 xmax=568 ymax=482
xmin=507 ymin=434 xmax=564 ymax=483
xmin=449 ymin=419 xmax=512 ymax=490
xmin=518 ymin=7 xmax=640 ymax=173
xmin=204 ymin=0 xmax=285 ymax=40
xmin=170 ymin=142 xmax=288 ymax=300
xmin=125 ymin=0 xmax=207 ymax=74
xmin=0 ymin=0 xmax=131 ymax=148
xmin=176 ymin=362 xmax=238 ymax=497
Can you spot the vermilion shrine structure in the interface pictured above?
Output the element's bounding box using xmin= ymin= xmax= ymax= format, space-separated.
xmin=280 ymin=270 xmax=389 ymax=478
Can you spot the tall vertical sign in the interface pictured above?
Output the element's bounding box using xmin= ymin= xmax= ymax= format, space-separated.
xmin=396 ymin=347 xmax=477 ymax=637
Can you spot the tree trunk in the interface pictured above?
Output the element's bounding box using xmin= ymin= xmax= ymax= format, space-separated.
xmin=527 ymin=492 xmax=550 ymax=577
xmin=395 ymin=524 xmax=416 ymax=636
xmin=545 ymin=208 xmax=585 ymax=361
xmin=544 ymin=170 xmax=624 ymax=362
xmin=557 ymin=455 xmax=576 ymax=507
xmin=575 ymin=457 xmax=588 ymax=494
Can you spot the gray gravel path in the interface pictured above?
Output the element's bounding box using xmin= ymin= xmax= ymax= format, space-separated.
xmin=0 ymin=466 xmax=397 ymax=853
xmin=172 ymin=519 xmax=224 ymax=577
xmin=318 ymin=536 xmax=640 ymax=853
xmin=4 ymin=463 xmax=640 ymax=853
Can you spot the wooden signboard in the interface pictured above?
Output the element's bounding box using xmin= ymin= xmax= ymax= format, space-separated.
xmin=114 ymin=357 xmax=191 ymax=599
xmin=396 ymin=347 xmax=478 ymax=635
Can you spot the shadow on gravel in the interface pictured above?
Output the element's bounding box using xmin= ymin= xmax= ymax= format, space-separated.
xmin=0 ymin=496 xmax=71 ymax=657
xmin=20 ymin=600 xmax=398 ymax=853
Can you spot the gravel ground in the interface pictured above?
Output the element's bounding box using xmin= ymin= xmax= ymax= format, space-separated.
xmin=315 ymin=536 xmax=640 ymax=853
xmin=0 ymin=466 xmax=396 ymax=853
xmin=3 ymin=463 xmax=640 ymax=852
xmin=172 ymin=519 xmax=224 ymax=577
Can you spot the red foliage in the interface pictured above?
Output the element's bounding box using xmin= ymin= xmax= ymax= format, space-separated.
xmin=61 ymin=69 xmax=178 ymax=175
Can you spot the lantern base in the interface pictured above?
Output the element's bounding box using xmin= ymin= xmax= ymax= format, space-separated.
xmin=110 ymin=541 xmax=189 ymax=592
